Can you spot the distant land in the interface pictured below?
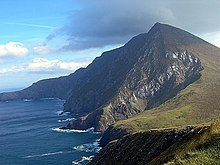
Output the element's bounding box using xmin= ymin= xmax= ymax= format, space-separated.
xmin=1 ymin=23 xmax=220 ymax=164
xmin=0 ymin=87 xmax=24 ymax=93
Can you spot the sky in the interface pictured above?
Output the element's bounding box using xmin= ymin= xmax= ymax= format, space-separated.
xmin=0 ymin=0 xmax=220 ymax=90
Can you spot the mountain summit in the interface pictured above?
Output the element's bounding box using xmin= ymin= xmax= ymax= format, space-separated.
xmin=1 ymin=23 xmax=220 ymax=133
xmin=65 ymin=22 xmax=206 ymax=131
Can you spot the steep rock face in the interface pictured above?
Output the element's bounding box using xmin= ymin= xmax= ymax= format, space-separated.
xmin=100 ymin=125 xmax=129 ymax=147
xmin=67 ymin=23 xmax=203 ymax=131
xmin=63 ymin=33 xmax=149 ymax=114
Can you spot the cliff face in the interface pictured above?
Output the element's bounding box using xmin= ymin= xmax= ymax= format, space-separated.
xmin=66 ymin=23 xmax=204 ymax=131
xmin=63 ymin=33 xmax=149 ymax=114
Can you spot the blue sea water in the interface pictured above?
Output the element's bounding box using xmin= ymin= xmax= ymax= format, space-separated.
xmin=0 ymin=99 xmax=101 ymax=165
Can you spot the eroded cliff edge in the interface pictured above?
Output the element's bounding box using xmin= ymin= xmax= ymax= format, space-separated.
xmin=90 ymin=120 xmax=220 ymax=165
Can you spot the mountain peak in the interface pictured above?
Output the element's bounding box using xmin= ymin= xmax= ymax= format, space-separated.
xmin=150 ymin=22 xmax=171 ymax=31
xmin=148 ymin=22 xmax=208 ymax=48
xmin=153 ymin=22 xmax=167 ymax=28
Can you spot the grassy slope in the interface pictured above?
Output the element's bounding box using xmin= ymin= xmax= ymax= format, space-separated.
xmin=113 ymin=43 xmax=220 ymax=134
xmin=165 ymin=120 xmax=220 ymax=165
xmin=165 ymin=136 xmax=220 ymax=165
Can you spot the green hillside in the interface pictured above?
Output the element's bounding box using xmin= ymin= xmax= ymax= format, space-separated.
xmin=165 ymin=120 xmax=220 ymax=165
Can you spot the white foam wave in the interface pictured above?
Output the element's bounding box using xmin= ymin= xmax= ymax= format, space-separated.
xmin=58 ymin=118 xmax=76 ymax=123
xmin=73 ymin=139 xmax=102 ymax=153
xmin=40 ymin=98 xmax=59 ymax=100
xmin=23 ymin=151 xmax=65 ymax=158
xmin=56 ymin=111 xmax=71 ymax=116
xmin=23 ymin=99 xmax=33 ymax=102
xmin=56 ymin=110 xmax=63 ymax=115
xmin=72 ymin=155 xmax=94 ymax=165
xmin=51 ymin=127 xmax=95 ymax=133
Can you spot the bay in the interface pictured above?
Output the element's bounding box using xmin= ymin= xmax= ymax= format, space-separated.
xmin=0 ymin=99 xmax=101 ymax=165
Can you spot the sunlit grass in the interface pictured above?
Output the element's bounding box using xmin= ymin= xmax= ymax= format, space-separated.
xmin=165 ymin=135 xmax=220 ymax=165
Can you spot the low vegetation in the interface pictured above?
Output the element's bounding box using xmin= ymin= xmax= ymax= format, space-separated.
xmin=165 ymin=120 xmax=220 ymax=165
xmin=92 ymin=120 xmax=220 ymax=165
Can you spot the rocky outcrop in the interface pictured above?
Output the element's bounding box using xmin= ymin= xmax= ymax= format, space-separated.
xmin=100 ymin=125 xmax=129 ymax=147
xmin=67 ymin=23 xmax=203 ymax=132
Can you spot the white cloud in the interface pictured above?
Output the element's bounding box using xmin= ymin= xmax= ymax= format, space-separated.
xmin=33 ymin=44 xmax=55 ymax=55
xmin=0 ymin=66 xmax=24 ymax=75
xmin=28 ymin=58 xmax=87 ymax=72
xmin=3 ymin=22 xmax=55 ymax=29
xmin=0 ymin=58 xmax=89 ymax=76
xmin=0 ymin=42 xmax=28 ymax=58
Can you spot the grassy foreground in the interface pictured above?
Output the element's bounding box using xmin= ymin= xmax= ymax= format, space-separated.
xmin=165 ymin=120 xmax=220 ymax=165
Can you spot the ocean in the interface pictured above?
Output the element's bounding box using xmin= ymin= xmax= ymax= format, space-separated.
xmin=0 ymin=98 xmax=101 ymax=165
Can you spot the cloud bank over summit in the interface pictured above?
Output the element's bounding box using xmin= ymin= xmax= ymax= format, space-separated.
xmin=47 ymin=0 xmax=220 ymax=51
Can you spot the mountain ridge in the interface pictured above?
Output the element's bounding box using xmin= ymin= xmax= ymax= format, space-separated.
xmin=65 ymin=23 xmax=205 ymax=131
xmin=1 ymin=23 xmax=220 ymax=134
